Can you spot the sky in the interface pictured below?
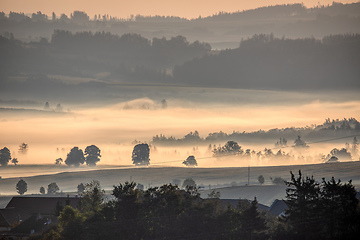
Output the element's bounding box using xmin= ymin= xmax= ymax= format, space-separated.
xmin=1 ymin=0 xmax=358 ymax=19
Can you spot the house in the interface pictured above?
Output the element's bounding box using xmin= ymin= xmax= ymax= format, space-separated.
xmin=5 ymin=196 xmax=80 ymax=217
xmin=267 ymin=199 xmax=288 ymax=217
xmin=0 ymin=196 xmax=80 ymax=238
xmin=0 ymin=208 xmax=31 ymax=232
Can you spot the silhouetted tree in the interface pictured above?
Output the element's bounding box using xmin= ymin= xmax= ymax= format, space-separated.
xmin=241 ymin=198 xmax=268 ymax=239
xmin=59 ymin=13 xmax=69 ymax=21
xmin=182 ymin=178 xmax=196 ymax=189
xmin=137 ymin=183 xmax=144 ymax=190
xmin=294 ymin=136 xmax=308 ymax=148
xmin=84 ymin=145 xmax=101 ymax=166
xmin=71 ymin=11 xmax=89 ymax=23
xmin=48 ymin=182 xmax=60 ymax=194
xmin=319 ymin=177 xmax=359 ymax=239
xmin=258 ymin=175 xmax=265 ymax=184
xmin=275 ymin=138 xmax=287 ymax=147
xmin=213 ymin=141 xmax=243 ymax=157
xmin=55 ymin=103 xmax=63 ymax=112
xmin=31 ymin=11 xmax=47 ymax=21
xmin=55 ymin=157 xmax=63 ymax=165
xmin=352 ymin=137 xmax=359 ymax=155
xmin=161 ymin=99 xmax=167 ymax=109
xmin=0 ymin=147 xmax=11 ymax=166
xmin=183 ymin=130 xmax=201 ymax=142
xmin=271 ymin=176 xmax=286 ymax=185
xmin=16 ymin=179 xmax=27 ymax=195
xmin=329 ymin=148 xmax=352 ymax=160
xmin=40 ymin=186 xmax=45 ymax=194
xmin=207 ymin=189 xmax=220 ymax=199
xmin=284 ymin=170 xmax=360 ymax=239
xmin=183 ymin=155 xmax=197 ymax=166
xmin=132 ymin=143 xmax=150 ymax=166
xmin=77 ymin=183 xmax=85 ymax=195
xmin=79 ymin=180 xmax=104 ymax=212
xmin=65 ymin=147 xmax=85 ymax=167
xmin=18 ymin=142 xmax=28 ymax=153
xmin=284 ymin=171 xmax=321 ymax=239
xmin=44 ymin=101 xmax=50 ymax=110
xmin=58 ymin=206 xmax=85 ymax=239
xmin=11 ymin=158 xmax=18 ymax=165
xmin=112 ymin=181 xmax=140 ymax=236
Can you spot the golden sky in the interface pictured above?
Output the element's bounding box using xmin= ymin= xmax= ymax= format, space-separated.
xmin=1 ymin=0 xmax=357 ymax=19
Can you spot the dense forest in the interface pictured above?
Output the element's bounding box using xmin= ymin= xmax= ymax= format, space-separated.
xmin=173 ymin=33 xmax=360 ymax=90
xmin=1 ymin=32 xmax=359 ymax=92
xmin=0 ymin=30 xmax=210 ymax=80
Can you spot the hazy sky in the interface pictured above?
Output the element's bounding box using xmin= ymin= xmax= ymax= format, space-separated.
xmin=1 ymin=0 xmax=358 ymax=19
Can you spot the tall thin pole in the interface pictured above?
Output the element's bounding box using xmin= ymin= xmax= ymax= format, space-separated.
xmin=248 ymin=166 xmax=250 ymax=185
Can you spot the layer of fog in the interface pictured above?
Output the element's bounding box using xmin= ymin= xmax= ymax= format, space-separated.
xmin=1 ymin=88 xmax=359 ymax=173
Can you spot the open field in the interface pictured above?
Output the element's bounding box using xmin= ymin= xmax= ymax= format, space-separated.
xmin=0 ymin=161 xmax=359 ymax=206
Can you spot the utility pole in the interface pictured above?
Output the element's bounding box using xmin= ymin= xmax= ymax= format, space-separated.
xmin=248 ymin=166 xmax=250 ymax=186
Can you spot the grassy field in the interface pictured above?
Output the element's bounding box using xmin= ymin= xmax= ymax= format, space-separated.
xmin=0 ymin=161 xmax=359 ymax=207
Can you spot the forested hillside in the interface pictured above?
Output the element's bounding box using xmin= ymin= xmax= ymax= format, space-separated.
xmin=173 ymin=34 xmax=360 ymax=90
xmin=1 ymin=33 xmax=359 ymax=91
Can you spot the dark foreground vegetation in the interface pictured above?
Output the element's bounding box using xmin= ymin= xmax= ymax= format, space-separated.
xmin=27 ymin=171 xmax=360 ymax=240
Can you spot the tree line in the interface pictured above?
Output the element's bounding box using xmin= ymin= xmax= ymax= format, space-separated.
xmin=2 ymin=2 xmax=360 ymax=23
xmin=27 ymin=171 xmax=360 ymax=240
xmin=173 ymin=33 xmax=360 ymax=90
xmin=2 ymin=32 xmax=359 ymax=90
xmin=152 ymin=118 xmax=360 ymax=145
xmin=0 ymin=30 xmax=210 ymax=81
xmin=16 ymin=180 xmax=60 ymax=196
xmin=211 ymin=138 xmax=359 ymax=163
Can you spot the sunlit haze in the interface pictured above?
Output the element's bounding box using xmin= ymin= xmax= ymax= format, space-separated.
xmin=2 ymin=90 xmax=360 ymax=167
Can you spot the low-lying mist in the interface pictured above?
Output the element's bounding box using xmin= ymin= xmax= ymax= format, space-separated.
xmin=1 ymin=88 xmax=360 ymax=172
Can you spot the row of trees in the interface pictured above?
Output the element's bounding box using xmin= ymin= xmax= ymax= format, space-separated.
xmin=132 ymin=143 xmax=198 ymax=167
xmin=3 ymin=3 xmax=359 ymax=23
xmin=0 ymin=146 xmax=20 ymax=166
xmin=16 ymin=180 xmax=59 ymax=195
xmin=31 ymin=171 xmax=360 ymax=239
xmin=5 ymin=136 xmax=359 ymax=169
xmin=212 ymin=140 xmax=358 ymax=162
xmin=1 ymin=11 xmax=119 ymax=23
xmin=152 ymin=118 xmax=360 ymax=145
xmin=56 ymin=145 xmax=101 ymax=167
xmin=0 ymin=143 xmax=28 ymax=166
